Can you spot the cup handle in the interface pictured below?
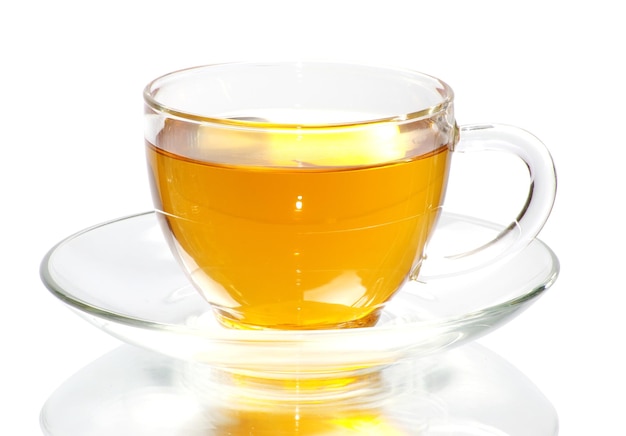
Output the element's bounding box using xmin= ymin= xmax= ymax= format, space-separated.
xmin=418 ymin=123 xmax=557 ymax=281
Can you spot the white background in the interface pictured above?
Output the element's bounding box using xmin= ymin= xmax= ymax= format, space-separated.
xmin=2 ymin=1 xmax=624 ymax=434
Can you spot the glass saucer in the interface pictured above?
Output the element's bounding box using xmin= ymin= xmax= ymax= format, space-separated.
xmin=40 ymin=211 xmax=558 ymax=376
xmin=41 ymin=343 xmax=558 ymax=435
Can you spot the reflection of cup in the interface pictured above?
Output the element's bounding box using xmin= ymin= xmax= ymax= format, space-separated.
xmin=182 ymin=356 xmax=430 ymax=435
xmin=144 ymin=62 xmax=556 ymax=330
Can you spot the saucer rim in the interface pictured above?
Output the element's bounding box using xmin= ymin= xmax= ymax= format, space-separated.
xmin=41 ymin=211 xmax=558 ymax=340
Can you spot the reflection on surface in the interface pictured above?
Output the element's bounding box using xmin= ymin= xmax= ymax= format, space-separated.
xmin=41 ymin=344 xmax=558 ymax=435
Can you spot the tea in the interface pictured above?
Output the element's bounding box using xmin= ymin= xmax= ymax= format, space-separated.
xmin=210 ymin=407 xmax=409 ymax=434
xmin=146 ymin=120 xmax=450 ymax=329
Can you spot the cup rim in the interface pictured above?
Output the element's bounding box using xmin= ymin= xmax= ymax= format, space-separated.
xmin=143 ymin=61 xmax=455 ymax=129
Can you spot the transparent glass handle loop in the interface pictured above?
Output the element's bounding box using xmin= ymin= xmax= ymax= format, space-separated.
xmin=419 ymin=123 xmax=557 ymax=281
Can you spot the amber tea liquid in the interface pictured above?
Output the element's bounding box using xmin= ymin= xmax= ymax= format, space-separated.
xmin=147 ymin=120 xmax=451 ymax=329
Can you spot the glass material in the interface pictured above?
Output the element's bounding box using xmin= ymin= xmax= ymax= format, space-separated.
xmin=41 ymin=343 xmax=558 ymax=435
xmin=41 ymin=211 xmax=559 ymax=377
xmin=144 ymin=62 xmax=557 ymax=329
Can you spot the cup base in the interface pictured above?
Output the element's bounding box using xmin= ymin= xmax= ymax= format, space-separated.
xmin=213 ymin=307 xmax=383 ymax=331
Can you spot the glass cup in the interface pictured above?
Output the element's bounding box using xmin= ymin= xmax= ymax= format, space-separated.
xmin=144 ymin=61 xmax=556 ymax=330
